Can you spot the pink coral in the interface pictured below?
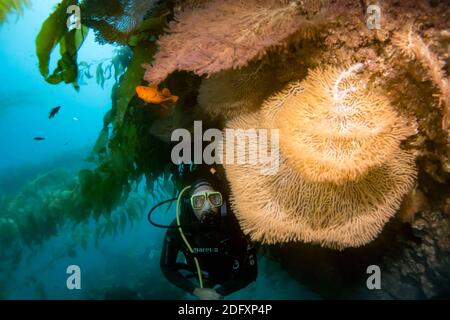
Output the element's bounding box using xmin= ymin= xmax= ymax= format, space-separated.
xmin=143 ymin=0 xmax=323 ymax=84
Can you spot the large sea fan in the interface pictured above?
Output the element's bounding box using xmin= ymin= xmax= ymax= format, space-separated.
xmin=264 ymin=64 xmax=417 ymax=184
xmin=222 ymin=65 xmax=418 ymax=249
xmin=143 ymin=0 xmax=324 ymax=84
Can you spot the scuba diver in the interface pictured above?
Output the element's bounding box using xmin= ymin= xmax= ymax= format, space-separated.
xmin=157 ymin=178 xmax=257 ymax=300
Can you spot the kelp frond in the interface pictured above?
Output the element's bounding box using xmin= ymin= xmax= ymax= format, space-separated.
xmin=0 ymin=0 xmax=30 ymax=24
xmin=36 ymin=0 xmax=88 ymax=90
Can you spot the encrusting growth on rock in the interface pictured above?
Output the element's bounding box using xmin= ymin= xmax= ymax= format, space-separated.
xmin=392 ymin=26 xmax=450 ymax=132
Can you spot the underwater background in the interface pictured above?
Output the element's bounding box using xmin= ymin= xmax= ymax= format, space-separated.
xmin=0 ymin=0 xmax=449 ymax=300
xmin=0 ymin=0 xmax=318 ymax=300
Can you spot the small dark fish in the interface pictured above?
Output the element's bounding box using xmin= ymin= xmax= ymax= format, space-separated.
xmin=33 ymin=137 xmax=46 ymax=141
xmin=48 ymin=106 xmax=61 ymax=119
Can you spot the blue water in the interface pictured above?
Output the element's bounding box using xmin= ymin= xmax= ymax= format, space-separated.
xmin=0 ymin=1 xmax=318 ymax=300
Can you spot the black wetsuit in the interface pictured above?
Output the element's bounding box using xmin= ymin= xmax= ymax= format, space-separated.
xmin=160 ymin=199 xmax=257 ymax=297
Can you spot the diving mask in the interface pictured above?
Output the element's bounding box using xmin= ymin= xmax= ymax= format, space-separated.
xmin=190 ymin=191 xmax=223 ymax=210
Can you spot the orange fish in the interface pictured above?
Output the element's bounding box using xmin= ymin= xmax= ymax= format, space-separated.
xmin=136 ymin=85 xmax=179 ymax=108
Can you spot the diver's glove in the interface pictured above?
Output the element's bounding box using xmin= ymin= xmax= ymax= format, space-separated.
xmin=193 ymin=288 xmax=223 ymax=300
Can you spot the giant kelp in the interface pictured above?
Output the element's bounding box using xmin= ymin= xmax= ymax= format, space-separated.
xmin=0 ymin=0 xmax=30 ymax=24
xmin=78 ymin=47 xmax=132 ymax=87
xmin=36 ymin=0 xmax=88 ymax=90
xmin=0 ymin=0 xmax=207 ymax=258
xmin=0 ymin=167 xmax=155 ymax=291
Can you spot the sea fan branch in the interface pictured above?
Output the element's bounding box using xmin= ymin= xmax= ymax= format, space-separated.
xmin=143 ymin=0 xmax=327 ymax=84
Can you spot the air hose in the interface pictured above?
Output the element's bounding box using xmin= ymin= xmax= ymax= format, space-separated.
xmin=147 ymin=197 xmax=179 ymax=229
xmin=176 ymin=186 xmax=204 ymax=288
xmin=147 ymin=186 xmax=204 ymax=288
